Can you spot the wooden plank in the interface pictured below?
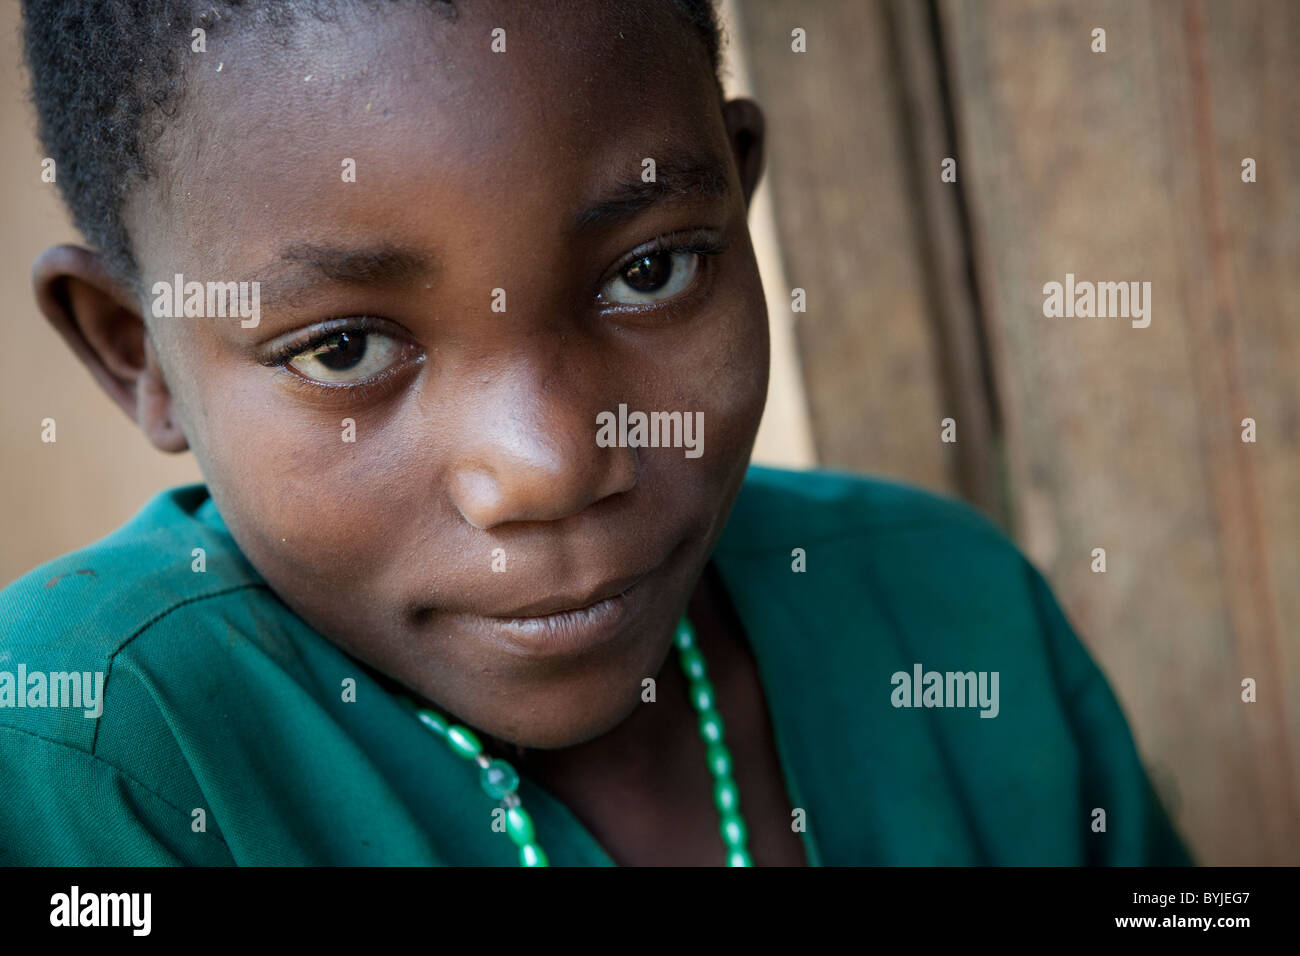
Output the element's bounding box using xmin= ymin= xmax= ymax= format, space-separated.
xmin=732 ymin=0 xmax=959 ymax=497
xmin=886 ymin=0 xmax=1008 ymax=523
xmin=1198 ymin=0 xmax=1300 ymax=846
xmin=939 ymin=0 xmax=1300 ymax=863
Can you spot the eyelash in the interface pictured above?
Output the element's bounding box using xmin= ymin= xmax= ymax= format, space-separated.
xmin=600 ymin=229 xmax=728 ymax=303
xmin=262 ymin=315 xmax=395 ymax=369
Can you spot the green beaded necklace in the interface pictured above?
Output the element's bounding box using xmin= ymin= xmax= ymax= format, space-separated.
xmin=403 ymin=616 xmax=752 ymax=866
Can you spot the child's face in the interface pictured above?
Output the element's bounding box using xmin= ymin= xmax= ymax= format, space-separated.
xmin=123 ymin=0 xmax=768 ymax=748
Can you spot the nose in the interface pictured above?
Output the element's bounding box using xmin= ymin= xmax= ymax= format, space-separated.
xmin=446 ymin=368 xmax=639 ymax=530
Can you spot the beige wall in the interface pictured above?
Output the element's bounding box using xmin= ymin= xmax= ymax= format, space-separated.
xmin=0 ymin=4 xmax=204 ymax=586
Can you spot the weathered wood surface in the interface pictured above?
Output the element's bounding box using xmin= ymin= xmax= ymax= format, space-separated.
xmin=734 ymin=1 xmax=962 ymax=500
xmin=938 ymin=0 xmax=1300 ymax=863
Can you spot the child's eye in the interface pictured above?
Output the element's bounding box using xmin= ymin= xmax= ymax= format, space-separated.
xmin=599 ymin=249 xmax=702 ymax=306
xmin=286 ymin=329 xmax=405 ymax=384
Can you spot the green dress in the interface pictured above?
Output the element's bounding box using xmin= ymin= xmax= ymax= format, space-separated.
xmin=0 ymin=466 xmax=1193 ymax=865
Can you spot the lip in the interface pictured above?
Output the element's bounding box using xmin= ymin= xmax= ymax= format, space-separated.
xmin=492 ymin=570 xmax=648 ymax=619
xmin=448 ymin=572 xmax=652 ymax=660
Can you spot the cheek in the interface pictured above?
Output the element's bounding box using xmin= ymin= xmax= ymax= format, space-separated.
xmin=717 ymin=291 xmax=771 ymax=441
xmin=182 ymin=361 xmax=429 ymax=589
xmin=625 ymin=260 xmax=769 ymax=526
xmin=679 ymin=261 xmax=770 ymax=462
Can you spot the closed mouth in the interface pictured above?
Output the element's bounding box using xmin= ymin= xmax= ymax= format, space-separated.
xmin=491 ymin=575 xmax=645 ymax=623
xmin=448 ymin=571 xmax=655 ymax=659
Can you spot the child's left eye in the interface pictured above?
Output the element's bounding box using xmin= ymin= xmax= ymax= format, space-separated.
xmin=599 ymin=249 xmax=702 ymax=306
xmin=287 ymin=329 xmax=405 ymax=384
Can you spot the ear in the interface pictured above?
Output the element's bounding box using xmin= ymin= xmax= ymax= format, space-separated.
xmin=721 ymin=98 xmax=767 ymax=210
xmin=32 ymin=245 xmax=188 ymax=452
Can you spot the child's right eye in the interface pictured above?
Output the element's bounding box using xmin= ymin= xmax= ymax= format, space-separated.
xmin=287 ymin=329 xmax=404 ymax=385
xmin=265 ymin=317 xmax=421 ymax=389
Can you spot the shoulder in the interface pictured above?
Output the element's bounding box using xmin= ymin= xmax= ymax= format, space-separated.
xmin=716 ymin=465 xmax=1043 ymax=660
xmin=720 ymin=464 xmax=1017 ymax=566
xmin=0 ymin=485 xmax=279 ymax=862
xmin=0 ymin=484 xmax=267 ymax=752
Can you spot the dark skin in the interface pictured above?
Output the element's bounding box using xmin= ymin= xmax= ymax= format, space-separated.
xmin=32 ymin=0 xmax=805 ymax=865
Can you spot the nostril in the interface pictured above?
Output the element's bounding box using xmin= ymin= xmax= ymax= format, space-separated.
xmin=600 ymin=443 xmax=640 ymax=499
xmin=449 ymin=469 xmax=502 ymax=530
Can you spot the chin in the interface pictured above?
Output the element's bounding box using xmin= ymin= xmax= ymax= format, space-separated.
xmin=483 ymin=675 xmax=646 ymax=751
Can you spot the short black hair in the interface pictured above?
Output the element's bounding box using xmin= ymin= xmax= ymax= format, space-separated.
xmin=21 ymin=0 xmax=725 ymax=286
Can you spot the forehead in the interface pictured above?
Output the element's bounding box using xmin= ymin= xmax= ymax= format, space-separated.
xmin=129 ymin=0 xmax=725 ymax=279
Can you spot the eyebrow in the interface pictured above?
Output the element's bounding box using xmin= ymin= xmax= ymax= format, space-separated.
xmin=574 ymin=154 xmax=732 ymax=231
xmin=256 ymin=242 xmax=433 ymax=308
xmin=279 ymin=242 xmax=430 ymax=285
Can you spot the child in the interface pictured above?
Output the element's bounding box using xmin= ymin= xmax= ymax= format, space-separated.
xmin=1 ymin=0 xmax=1191 ymax=866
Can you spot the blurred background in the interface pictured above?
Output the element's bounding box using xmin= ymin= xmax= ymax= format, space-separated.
xmin=2 ymin=0 xmax=1297 ymax=864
